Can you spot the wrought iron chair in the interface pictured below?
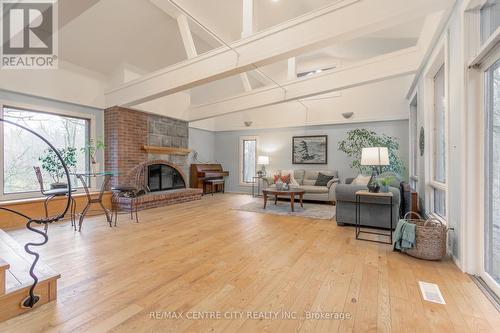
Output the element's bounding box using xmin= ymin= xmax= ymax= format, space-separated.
xmin=33 ymin=166 xmax=77 ymax=228
xmin=0 ymin=118 xmax=72 ymax=308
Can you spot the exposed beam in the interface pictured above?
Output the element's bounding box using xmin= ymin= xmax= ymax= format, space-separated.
xmin=242 ymin=0 xmax=254 ymax=38
xmin=105 ymin=0 xmax=453 ymax=107
xmin=287 ymin=57 xmax=297 ymax=81
xmin=188 ymin=47 xmax=422 ymax=121
xmin=240 ymin=73 xmax=252 ymax=92
xmin=177 ymin=14 xmax=198 ymax=59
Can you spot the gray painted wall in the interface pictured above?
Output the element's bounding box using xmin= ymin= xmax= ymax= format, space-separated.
xmin=188 ymin=127 xmax=216 ymax=164
xmin=212 ymin=120 xmax=409 ymax=193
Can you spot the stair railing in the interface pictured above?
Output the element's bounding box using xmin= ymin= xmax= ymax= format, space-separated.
xmin=0 ymin=118 xmax=71 ymax=308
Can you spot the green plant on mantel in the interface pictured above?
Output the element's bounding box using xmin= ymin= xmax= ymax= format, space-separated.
xmin=338 ymin=128 xmax=405 ymax=175
xmin=39 ymin=147 xmax=77 ymax=183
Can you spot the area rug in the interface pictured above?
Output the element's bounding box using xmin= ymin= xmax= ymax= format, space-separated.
xmin=236 ymin=198 xmax=335 ymax=220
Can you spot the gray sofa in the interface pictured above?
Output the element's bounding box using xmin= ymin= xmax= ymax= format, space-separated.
xmin=335 ymin=175 xmax=401 ymax=229
xmin=262 ymin=169 xmax=339 ymax=203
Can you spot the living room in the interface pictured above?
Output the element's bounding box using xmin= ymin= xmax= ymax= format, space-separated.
xmin=0 ymin=0 xmax=499 ymax=332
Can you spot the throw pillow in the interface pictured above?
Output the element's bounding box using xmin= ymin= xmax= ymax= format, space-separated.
xmin=315 ymin=173 xmax=334 ymax=186
xmin=280 ymin=170 xmax=300 ymax=186
xmin=352 ymin=174 xmax=371 ymax=186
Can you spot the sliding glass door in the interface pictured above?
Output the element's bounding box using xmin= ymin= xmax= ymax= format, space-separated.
xmin=485 ymin=58 xmax=500 ymax=295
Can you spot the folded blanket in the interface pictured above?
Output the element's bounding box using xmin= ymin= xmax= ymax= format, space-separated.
xmin=393 ymin=220 xmax=416 ymax=251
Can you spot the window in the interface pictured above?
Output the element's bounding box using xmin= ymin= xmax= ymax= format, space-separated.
xmin=239 ymin=136 xmax=257 ymax=185
xmin=481 ymin=0 xmax=500 ymax=45
xmin=431 ymin=65 xmax=447 ymax=219
xmin=485 ymin=58 xmax=500 ymax=288
xmin=1 ymin=106 xmax=90 ymax=195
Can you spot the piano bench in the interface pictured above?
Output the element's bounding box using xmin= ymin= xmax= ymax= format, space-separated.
xmin=203 ymin=179 xmax=225 ymax=196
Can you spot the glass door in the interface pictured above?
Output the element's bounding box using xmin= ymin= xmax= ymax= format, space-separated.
xmin=484 ymin=58 xmax=500 ymax=296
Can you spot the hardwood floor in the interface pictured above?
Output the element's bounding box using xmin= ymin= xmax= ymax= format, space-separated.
xmin=0 ymin=194 xmax=498 ymax=332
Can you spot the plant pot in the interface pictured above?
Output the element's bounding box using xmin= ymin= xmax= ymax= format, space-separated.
xmin=380 ymin=185 xmax=389 ymax=193
xmin=50 ymin=182 xmax=68 ymax=189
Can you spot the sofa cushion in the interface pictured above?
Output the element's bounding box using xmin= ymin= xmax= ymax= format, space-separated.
xmin=293 ymin=169 xmax=305 ymax=184
xmin=300 ymin=185 xmax=329 ymax=194
xmin=302 ymin=179 xmax=317 ymax=185
xmin=352 ymin=174 xmax=371 ymax=185
xmin=315 ymin=173 xmax=334 ymax=186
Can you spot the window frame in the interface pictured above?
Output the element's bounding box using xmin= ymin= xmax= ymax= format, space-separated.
xmin=0 ymin=101 xmax=96 ymax=200
xmin=424 ymin=39 xmax=449 ymax=222
xmin=239 ymin=135 xmax=258 ymax=187
xmin=409 ymin=93 xmax=419 ymax=189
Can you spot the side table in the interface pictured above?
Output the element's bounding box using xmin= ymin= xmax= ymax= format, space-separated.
xmin=252 ymin=176 xmax=263 ymax=197
xmin=355 ymin=190 xmax=393 ymax=244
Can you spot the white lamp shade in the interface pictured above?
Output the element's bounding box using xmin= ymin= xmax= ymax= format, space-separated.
xmin=257 ymin=155 xmax=270 ymax=165
xmin=361 ymin=147 xmax=389 ymax=166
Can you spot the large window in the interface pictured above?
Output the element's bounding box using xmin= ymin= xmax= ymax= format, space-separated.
xmin=431 ymin=65 xmax=447 ymax=219
xmin=239 ymin=136 xmax=257 ymax=185
xmin=1 ymin=107 xmax=90 ymax=195
xmin=485 ymin=59 xmax=500 ymax=288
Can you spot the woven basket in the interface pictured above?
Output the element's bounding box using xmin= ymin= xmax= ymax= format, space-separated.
xmin=402 ymin=212 xmax=448 ymax=261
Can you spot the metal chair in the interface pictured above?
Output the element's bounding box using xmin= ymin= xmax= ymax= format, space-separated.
xmin=33 ymin=166 xmax=77 ymax=228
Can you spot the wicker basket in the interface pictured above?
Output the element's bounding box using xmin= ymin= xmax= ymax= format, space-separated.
xmin=402 ymin=212 xmax=448 ymax=261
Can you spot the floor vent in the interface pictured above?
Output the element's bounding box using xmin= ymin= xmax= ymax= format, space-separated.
xmin=418 ymin=281 xmax=446 ymax=304
xmin=470 ymin=275 xmax=500 ymax=312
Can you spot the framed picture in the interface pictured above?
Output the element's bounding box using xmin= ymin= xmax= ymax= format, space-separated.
xmin=292 ymin=135 xmax=328 ymax=164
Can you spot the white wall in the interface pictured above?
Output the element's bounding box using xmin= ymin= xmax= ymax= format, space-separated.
xmin=188 ymin=127 xmax=216 ymax=163
xmin=0 ymin=61 xmax=109 ymax=109
xmin=214 ymin=120 xmax=409 ymax=193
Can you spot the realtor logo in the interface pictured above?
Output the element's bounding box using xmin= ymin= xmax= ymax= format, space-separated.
xmin=1 ymin=0 xmax=58 ymax=69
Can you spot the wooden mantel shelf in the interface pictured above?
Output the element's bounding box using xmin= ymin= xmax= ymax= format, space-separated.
xmin=142 ymin=145 xmax=192 ymax=155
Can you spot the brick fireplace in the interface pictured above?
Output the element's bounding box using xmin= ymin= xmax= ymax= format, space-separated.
xmin=104 ymin=106 xmax=190 ymax=187
xmin=104 ymin=106 xmax=202 ymax=209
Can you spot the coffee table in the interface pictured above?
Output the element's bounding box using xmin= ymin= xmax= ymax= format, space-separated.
xmin=262 ymin=188 xmax=305 ymax=212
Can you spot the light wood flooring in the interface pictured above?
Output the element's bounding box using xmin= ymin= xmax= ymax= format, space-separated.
xmin=0 ymin=194 xmax=498 ymax=333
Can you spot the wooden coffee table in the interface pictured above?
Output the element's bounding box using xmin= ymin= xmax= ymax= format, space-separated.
xmin=262 ymin=188 xmax=305 ymax=212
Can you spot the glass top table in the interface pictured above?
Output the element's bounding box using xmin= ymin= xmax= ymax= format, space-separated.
xmin=71 ymin=171 xmax=115 ymax=231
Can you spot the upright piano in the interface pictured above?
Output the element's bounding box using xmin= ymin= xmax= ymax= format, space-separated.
xmin=190 ymin=164 xmax=229 ymax=190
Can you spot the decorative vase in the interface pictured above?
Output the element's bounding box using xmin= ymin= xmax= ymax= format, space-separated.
xmin=283 ymin=182 xmax=289 ymax=191
xmin=381 ymin=184 xmax=389 ymax=193
xmin=276 ymin=179 xmax=283 ymax=190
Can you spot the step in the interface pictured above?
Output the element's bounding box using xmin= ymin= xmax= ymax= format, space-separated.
xmin=0 ymin=257 xmax=9 ymax=295
xmin=0 ymin=229 xmax=60 ymax=322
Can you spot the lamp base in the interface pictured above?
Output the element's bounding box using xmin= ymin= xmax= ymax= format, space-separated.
xmin=367 ymin=168 xmax=380 ymax=193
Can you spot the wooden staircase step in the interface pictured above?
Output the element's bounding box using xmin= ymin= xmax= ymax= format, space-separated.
xmin=0 ymin=229 xmax=60 ymax=322
xmin=0 ymin=257 xmax=9 ymax=295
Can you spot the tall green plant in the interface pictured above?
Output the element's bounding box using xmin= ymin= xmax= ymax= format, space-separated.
xmin=338 ymin=129 xmax=405 ymax=175
xmin=39 ymin=147 xmax=77 ymax=183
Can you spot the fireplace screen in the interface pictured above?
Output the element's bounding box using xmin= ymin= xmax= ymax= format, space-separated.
xmin=147 ymin=164 xmax=185 ymax=192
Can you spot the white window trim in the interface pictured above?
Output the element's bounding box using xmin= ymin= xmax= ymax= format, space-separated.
xmin=0 ymin=101 xmax=97 ymax=201
xmin=423 ymin=36 xmax=449 ymax=223
xmin=239 ymin=135 xmax=258 ymax=187
xmin=409 ymin=91 xmax=419 ymax=188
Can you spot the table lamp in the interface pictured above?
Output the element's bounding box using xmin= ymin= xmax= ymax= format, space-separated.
xmin=361 ymin=147 xmax=389 ymax=193
xmin=257 ymin=155 xmax=269 ymax=176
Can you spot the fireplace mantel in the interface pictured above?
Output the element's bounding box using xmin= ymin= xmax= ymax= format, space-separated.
xmin=141 ymin=145 xmax=192 ymax=155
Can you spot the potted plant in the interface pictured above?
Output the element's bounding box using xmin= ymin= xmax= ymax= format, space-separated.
xmin=81 ymin=139 xmax=105 ymax=173
xmin=39 ymin=147 xmax=77 ymax=189
xmin=377 ymin=175 xmax=395 ymax=193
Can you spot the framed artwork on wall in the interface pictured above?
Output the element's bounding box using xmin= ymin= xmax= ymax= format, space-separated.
xmin=292 ymin=135 xmax=328 ymax=164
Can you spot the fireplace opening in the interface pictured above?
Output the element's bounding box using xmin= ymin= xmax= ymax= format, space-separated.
xmin=147 ymin=164 xmax=185 ymax=192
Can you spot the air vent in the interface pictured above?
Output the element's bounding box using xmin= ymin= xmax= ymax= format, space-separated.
xmin=419 ymin=281 xmax=446 ymax=304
